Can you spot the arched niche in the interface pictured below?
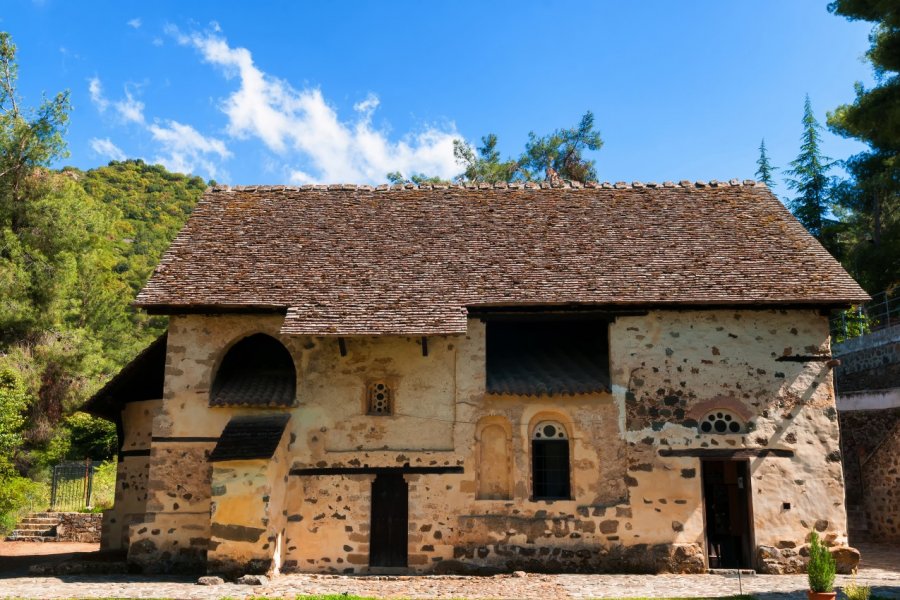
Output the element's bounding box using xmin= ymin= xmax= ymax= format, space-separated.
xmin=476 ymin=417 xmax=512 ymax=500
xmin=210 ymin=333 xmax=297 ymax=407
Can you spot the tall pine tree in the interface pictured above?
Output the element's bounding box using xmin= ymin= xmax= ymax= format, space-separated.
xmin=785 ymin=95 xmax=832 ymax=239
xmin=755 ymin=139 xmax=776 ymax=187
xmin=827 ymin=0 xmax=900 ymax=293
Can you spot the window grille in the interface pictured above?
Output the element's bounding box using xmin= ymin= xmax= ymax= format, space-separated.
xmin=367 ymin=381 xmax=393 ymax=415
xmin=699 ymin=410 xmax=743 ymax=434
xmin=531 ymin=421 xmax=570 ymax=499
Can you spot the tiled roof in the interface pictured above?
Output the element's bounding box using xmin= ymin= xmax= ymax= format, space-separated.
xmin=210 ymin=334 xmax=296 ymax=407
xmin=210 ymin=370 xmax=296 ymax=407
xmin=136 ymin=180 xmax=869 ymax=335
xmin=82 ymin=333 xmax=168 ymax=420
xmin=209 ymin=414 xmax=291 ymax=462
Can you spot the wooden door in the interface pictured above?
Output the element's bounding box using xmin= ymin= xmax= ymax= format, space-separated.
xmin=369 ymin=472 xmax=408 ymax=567
xmin=702 ymin=460 xmax=753 ymax=568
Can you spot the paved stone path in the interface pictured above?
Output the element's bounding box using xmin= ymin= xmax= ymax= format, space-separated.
xmin=0 ymin=542 xmax=896 ymax=599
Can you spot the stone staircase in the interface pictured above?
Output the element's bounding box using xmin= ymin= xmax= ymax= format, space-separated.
xmin=5 ymin=512 xmax=59 ymax=542
xmin=847 ymin=505 xmax=870 ymax=544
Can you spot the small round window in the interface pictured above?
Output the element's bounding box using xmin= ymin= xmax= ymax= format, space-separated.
xmin=700 ymin=410 xmax=742 ymax=434
xmin=532 ymin=421 xmax=568 ymax=440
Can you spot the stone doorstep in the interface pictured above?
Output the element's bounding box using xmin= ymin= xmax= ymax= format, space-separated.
xmin=4 ymin=535 xmax=57 ymax=542
xmin=708 ymin=568 xmax=757 ymax=576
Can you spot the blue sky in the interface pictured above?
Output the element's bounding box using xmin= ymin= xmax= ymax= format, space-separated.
xmin=4 ymin=1 xmax=876 ymax=192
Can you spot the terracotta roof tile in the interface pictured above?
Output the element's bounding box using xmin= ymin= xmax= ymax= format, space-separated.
xmin=209 ymin=414 xmax=291 ymax=462
xmin=136 ymin=182 xmax=869 ymax=335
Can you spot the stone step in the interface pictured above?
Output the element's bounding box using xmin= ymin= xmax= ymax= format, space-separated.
xmin=19 ymin=517 xmax=58 ymax=526
xmin=4 ymin=535 xmax=57 ymax=542
xmin=10 ymin=527 xmax=56 ymax=536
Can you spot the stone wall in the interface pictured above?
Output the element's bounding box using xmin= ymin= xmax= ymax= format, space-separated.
xmin=102 ymin=400 xmax=159 ymax=551
xmin=117 ymin=308 xmax=846 ymax=575
xmin=861 ymin=421 xmax=900 ymax=541
xmin=833 ymin=324 xmax=900 ymax=393
xmin=56 ymin=512 xmax=102 ymax=542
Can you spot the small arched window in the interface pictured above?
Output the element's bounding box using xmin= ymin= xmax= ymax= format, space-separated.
xmin=699 ymin=410 xmax=743 ymax=434
xmin=531 ymin=421 xmax=570 ymax=500
xmin=211 ymin=334 xmax=296 ymax=407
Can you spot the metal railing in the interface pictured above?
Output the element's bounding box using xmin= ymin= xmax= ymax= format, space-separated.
xmin=49 ymin=460 xmax=95 ymax=512
xmin=830 ymin=290 xmax=900 ymax=343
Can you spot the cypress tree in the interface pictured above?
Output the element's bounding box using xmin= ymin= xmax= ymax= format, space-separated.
xmin=785 ymin=95 xmax=832 ymax=238
xmin=755 ymin=139 xmax=776 ymax=187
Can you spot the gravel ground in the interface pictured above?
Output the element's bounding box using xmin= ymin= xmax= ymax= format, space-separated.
xmin=0 ymin=541 xmax=896 ymax=599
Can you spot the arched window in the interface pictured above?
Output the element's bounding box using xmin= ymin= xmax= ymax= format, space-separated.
xmin=699 ymin=410 xmax=743 ymax=434
xmin=531 ymin=421 xmax=570 ymax=500
xmin=211 ymin=334 xmax=296 ymax=407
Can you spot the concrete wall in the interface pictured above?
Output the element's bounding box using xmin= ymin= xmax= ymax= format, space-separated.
xmin=121 ymin=308 xmax=845 ymax=575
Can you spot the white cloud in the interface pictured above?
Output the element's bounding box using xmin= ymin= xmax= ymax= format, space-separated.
xmin=173 ymin=29 xmax=461 ymax=183
xmin=88 ymin=77 xmax=108 ymax=112
xmin=114 ymin=90 xmax=145 ymax=124
xmin=127 ymin=18 xmax=142 ymax=29
xmin=88 ymin=78 xmax=144 ymax=124
xmin=148 ymin=120 xmax=231 ymax=178
xmin=90 ymin=137 xmax=126 ymax=161
xmin=86 ymin=76 xmax=228 ymax=178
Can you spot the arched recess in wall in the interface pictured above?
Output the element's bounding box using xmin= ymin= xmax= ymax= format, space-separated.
xmin=210 ymin=333 xmax=297 ymax=407
xmin=476 ymin=417 xmax=513 ymax=500
xmin=527 ymin=412 xmax=573 ymax=500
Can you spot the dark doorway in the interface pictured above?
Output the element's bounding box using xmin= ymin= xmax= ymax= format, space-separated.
xmin=369 ymin=472 xmax=408 ymax=567
xmin=702 ymin=460 xmax=753 ymax=569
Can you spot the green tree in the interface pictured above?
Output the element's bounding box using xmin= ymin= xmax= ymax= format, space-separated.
xmin=453 ymin=134 xmax=522 ymax=183
xmin=828 ymin=0 xmax=900 ymax=292
xmin=386 ymin=171 xmax=449 ymax=185
xmin=0 ymin=368 xmax=28 ymax=471
xmin=756 ymin=138 xmax=777 ymax=187
xmin=785 ymin=95 xmax=832 ymax=239
xmin=521 ymin=111 xmax=603 ymax=182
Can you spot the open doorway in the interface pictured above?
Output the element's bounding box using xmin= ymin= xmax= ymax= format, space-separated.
xmin=369 ymin=472 xmax=408 ymax=568
xmin=702 ymin=460 xmax=754 ymax=569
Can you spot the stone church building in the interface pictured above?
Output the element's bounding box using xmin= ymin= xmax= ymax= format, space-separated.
xmin=85 ymin=180 xmax=868 ymax=576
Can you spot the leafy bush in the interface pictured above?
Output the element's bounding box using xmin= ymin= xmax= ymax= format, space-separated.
xmin=808 ymin=530 xmax=837 ymax=593
xmin=0 ymin=474 xmax=49 ymax=535
xmin=88 ymin=458 xmax=117 ymax=511
xmin=844 ymin=580 xmax=871 ymax=600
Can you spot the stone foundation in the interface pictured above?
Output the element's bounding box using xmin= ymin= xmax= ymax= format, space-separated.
xmin=757 ymin=543 xmax=860 ymax=575
xmin=56 ymin=513 xmax=102 ymax=543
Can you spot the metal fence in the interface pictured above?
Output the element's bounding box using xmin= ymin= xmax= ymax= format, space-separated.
xmin=49 ymin=460 xmax=95 ymax=512
xmin=830 ymin=290 xmax=900 ymax=343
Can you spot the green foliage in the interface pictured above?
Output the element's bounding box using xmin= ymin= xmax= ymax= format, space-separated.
xmin=807 ymin=530 xmax=837 ymax=593
xmin=844 ymin=579 xmax=872 ymax=600
xmin=756 ymin=139 xmax=777 ymax=187
xmin=386 ymin=171 xmax=450 ymax=185
xmin=522 ymin=111 xmax=603 ymax=183
xmin=786 ymin=95 xmax=833 ymax=240
xmin=387 ymin=111 xmax=604 ymax=185
xmin=0 ymin=474 xmax=48 ymax=535
xmin=88 ymin=458 xmax=117 ymax=511
xmin=827 ymin=1 xmax=900 ymax=293
xmin=453 ymin=134 xmax=523 ymax=183
xmin=0 ymin=367 xmax=28 ymax=467
xmin=0 ymin=35 xmax=204 ymax=493
xmin=831 ymin=308 xmax=873 ymax=343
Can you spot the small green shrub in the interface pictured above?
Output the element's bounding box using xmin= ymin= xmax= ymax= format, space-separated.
xmin=87 ymin=458 xmax=117 ymax=510
xmin=808 ymin=530 xmax=837 ymax=593
xmin=0 ymin=474 xmax=50 ymax=535
xmin=844 ymin=580 xmax=871 ymax=600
